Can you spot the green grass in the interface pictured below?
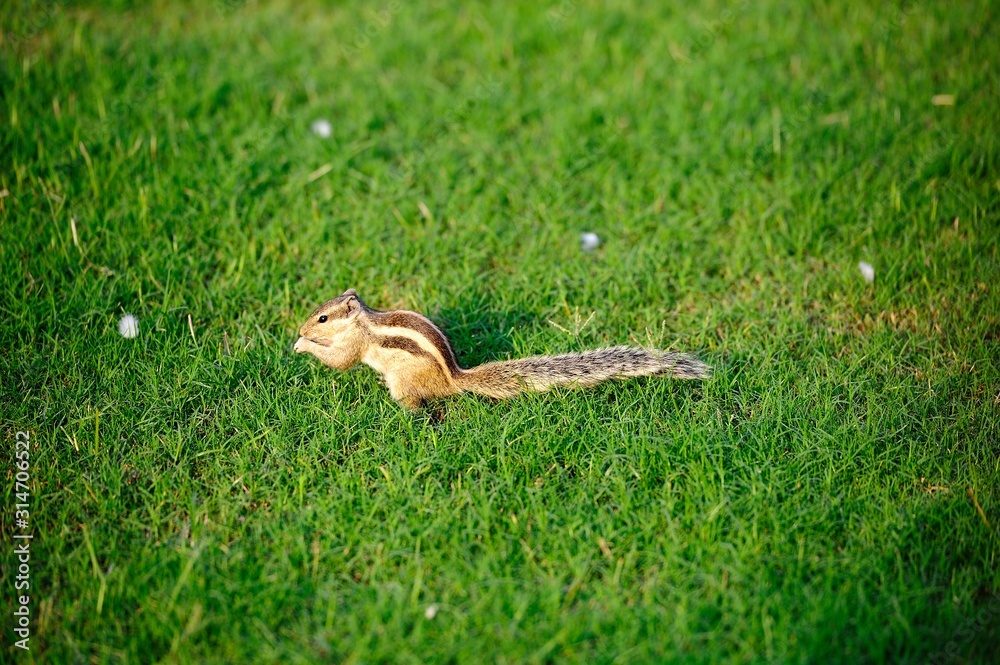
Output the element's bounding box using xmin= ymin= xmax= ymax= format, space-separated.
xmin=2 ymin=0 xmax=999 ymax=662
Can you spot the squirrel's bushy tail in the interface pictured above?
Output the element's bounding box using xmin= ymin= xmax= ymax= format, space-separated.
xmin=455 ymin=346 xmax=710 ymax=399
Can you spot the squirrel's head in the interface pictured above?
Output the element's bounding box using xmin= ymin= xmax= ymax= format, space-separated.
xmin=293 ymin=289 xmax=368 ymax=369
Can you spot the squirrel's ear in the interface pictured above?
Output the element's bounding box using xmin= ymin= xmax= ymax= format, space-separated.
xmin=344 ymin=292 xmax=360 ymax=314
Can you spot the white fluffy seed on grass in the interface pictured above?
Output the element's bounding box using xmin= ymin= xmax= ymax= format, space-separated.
xmin=310 ymin=119 xmax=332 ymax=138
xmin=118 ymin=314 xmax=140 ymax=338
xmin=858 ymin=261 xmax=875 ymax=284
xmin=424 ymin=604 xmax=438 ymax=620
xmin=580 ymin=232 xmax=601 ymax=251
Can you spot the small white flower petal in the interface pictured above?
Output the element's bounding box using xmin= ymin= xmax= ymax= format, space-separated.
xmin=118 ymin=314 xmax=140 ymax=339
xmin=858 ymin=261 xmax=875 ymax=284
xmin=310 ymin=119 xmax=333 ymax=138
xmin=580 ymin=232 xmax=601 ymax=251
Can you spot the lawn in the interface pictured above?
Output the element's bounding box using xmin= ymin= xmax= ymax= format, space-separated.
xmin=2 ymin=0 xmax=999 ymax=662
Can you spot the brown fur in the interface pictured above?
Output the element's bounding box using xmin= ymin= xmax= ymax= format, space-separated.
xmin=294 ymin=290 xmax=711 ymax=408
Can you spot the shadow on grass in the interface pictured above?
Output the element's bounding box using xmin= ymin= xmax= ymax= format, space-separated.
xmin=434 ymin=291 xmax=540 ymax=368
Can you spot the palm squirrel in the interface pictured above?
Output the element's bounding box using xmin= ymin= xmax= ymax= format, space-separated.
xmin=293 ymin=289 xmax=711 ymax=408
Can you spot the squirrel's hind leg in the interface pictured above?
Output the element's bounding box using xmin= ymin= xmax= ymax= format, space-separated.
xmin=398 ymin=394 xmax=426 ymax=409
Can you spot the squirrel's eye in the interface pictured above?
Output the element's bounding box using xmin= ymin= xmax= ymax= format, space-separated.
xmin=318 ymin=315 xmax=328 ymax=323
